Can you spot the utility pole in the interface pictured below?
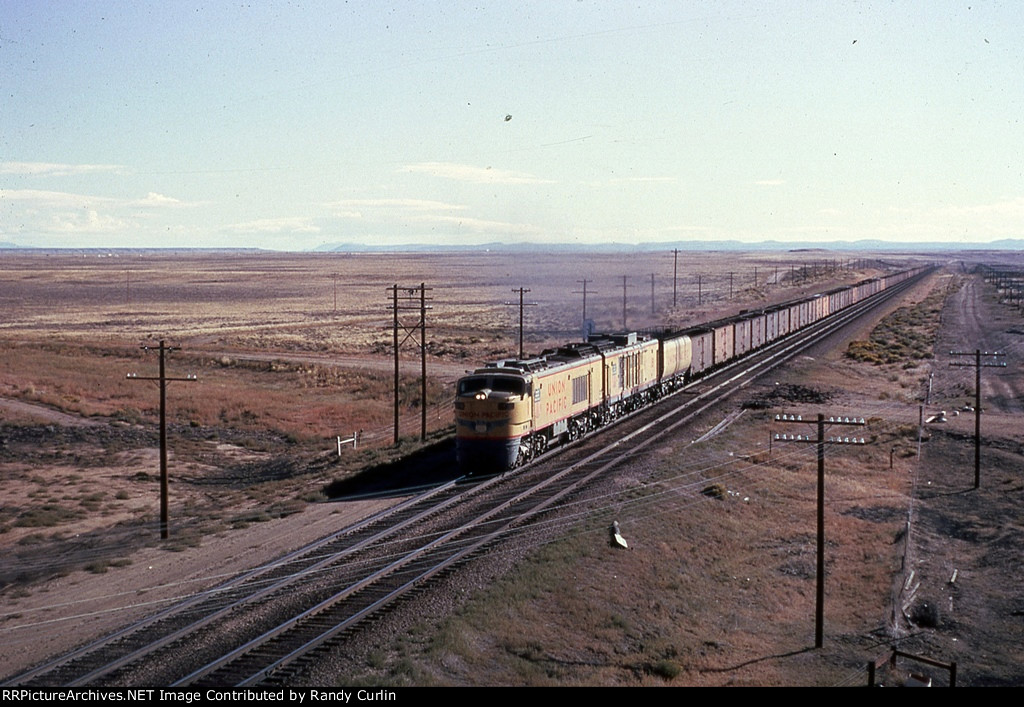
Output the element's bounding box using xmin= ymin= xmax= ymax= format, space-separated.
xmin=650 ymin=273 xmax=656 ymax=315
xmin=729 ymin=271 xmax=734 ymax=299
xmin=389 ymin=284 xmax=432 ymax=444
xmin=672 ymin=249 xmax=680 ymax=308
xmin=573 ymin=278 xmax=593 ymax=332
xmin=950 ymin=350 xmax=1007 ymax=488
xmin=775 ymin=412 xmax=867 ymax=648
xmin=393 ymin=285 xmax=399 ymax=444
xmin=510 ymin=287 xmax=534 ymax=359
xmin=620 ymin=276 xmax=631 ymax=330
xmin=420 ymin=284 xmax=427 ymax=441
xmin=697 ymin=274 xmax=703 ymax=306
xmin=332 ymin=273 xmax=338 ymax=312
xmin=126 ymin=341 xmax=196 ymax=540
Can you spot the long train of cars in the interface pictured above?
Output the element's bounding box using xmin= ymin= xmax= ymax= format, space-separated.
xmin=455 ymin=266 xmax=928 ymax=471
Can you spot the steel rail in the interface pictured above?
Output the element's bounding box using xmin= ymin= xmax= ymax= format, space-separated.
xmin=3 ymin=478 xmax=471 ymax=686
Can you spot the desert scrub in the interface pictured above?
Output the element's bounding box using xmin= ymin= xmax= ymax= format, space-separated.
xmin=14 ymin=504 xmax=86 ymax=528
xmin=846 ymin=287 xmax=945 ymax=365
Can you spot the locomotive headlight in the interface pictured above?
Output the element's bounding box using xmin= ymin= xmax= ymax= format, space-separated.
xmin=474 ymin=388 xmax=492 ymax=400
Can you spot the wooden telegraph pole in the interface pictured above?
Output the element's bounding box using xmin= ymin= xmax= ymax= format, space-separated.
xmin=126 ymin=341 xmax=196 ymax=540
xmin=672 ymin=248 xmax=680 ymax=308
xmin=775 ymin=412 xmax=867 ymax=648
xmin=620 ymin=276 xmax=631 ymax=330
xmin=510 ymin=287 xmax=534 ymax=359
xmin=950 ymin=349 xmax=1007 ymax=488
xmin=573 ymin=279 xmax=594 ymax=336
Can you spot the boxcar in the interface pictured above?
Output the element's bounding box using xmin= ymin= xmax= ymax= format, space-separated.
xmin=747 ymin=311 xmax=766 ymax=350
xmin=687 ymin=327 xmax=714 ymax=375
xmin=711 ymin=319 xmax=735 ymax=367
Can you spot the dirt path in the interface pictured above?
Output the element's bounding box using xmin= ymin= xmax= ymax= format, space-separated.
xmin=0 ymin=398 xmax=101 ymax=427
xmin=941 ymin=276 xmax=1024 ymax=413
xmin=889 ymin=271 xmax=1024 ymax=685
xmin=190 ymin=348 xmax=472 ymax=385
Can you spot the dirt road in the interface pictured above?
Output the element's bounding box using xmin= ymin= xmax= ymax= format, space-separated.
xmin=0 ymin=397 xmax=101 ymax=427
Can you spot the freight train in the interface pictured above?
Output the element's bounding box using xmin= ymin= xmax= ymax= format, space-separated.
xmin=455 ymin=266 xmax=928 ymax=471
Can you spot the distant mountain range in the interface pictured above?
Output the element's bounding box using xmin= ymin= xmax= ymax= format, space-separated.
xmin=312 ymin=238 xmax=1024 ymax=253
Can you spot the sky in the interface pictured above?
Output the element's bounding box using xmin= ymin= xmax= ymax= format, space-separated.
xmin=1 ymin=1 xmax=1022 ymax=250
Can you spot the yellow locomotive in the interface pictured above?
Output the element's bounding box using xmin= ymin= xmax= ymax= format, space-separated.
xmin=455 ymin=332 xmax=671 ymax=469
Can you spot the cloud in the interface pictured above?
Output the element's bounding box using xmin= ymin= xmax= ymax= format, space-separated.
xmin=1 ymin=189 xmax=193 ymax=237
xmin=402 ymin=162 xmax=555 ymax=184
xmin=328 ymin=198 xmax=467 ymax=213
xmin=49 ymin=209 xmax=134 ymax=234
xmin=133 ymin=192 xmax=184 ymax=207
xmin=609 ymin=176 xmax=677 ymax=184
xmin=933 ymin=196 xmax=1024 ymax=220
xmin=222 ymin=217 xmax=321 ymax=234
xmin=0 ymin=161 xmax=127 ymax=177
xmin=324 ymin=195 xmax=542 ymax=235
xmin=0 ymin=189 xmax=118 ymax=211
xmin=1 ymin=189 xmax=188 ymax=209
xmin=326 ymin=198 xmax=469 ymax=221
xmin=410 ymin=213 xmax=543 ymax=235
xmin=906 ymin=196 xmax=1024 ymax=241
xmin=331 ymin=209 xmax=364 ymax=220
xmin=754 ymin=179 xmax=785 ymax=186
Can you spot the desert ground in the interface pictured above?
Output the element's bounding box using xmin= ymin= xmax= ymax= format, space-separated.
xmin=1 ymin=248 xmax=1021 ymax=686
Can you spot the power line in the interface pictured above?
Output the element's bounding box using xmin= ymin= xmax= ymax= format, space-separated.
xmin=388 ymin=284 xmax=432 ymax=444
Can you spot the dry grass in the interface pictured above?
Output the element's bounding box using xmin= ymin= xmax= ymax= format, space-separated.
xmin=845 ymin=283 xmax=948 ymax=365
xmin=0 ymin=250 xmax=879 ymax=451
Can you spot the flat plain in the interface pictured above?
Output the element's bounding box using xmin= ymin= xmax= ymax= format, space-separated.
xmin=1 ymin=248 xmax=1021 ymax=686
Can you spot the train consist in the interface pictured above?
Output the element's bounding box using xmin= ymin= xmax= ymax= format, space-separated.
xmin=455 ymin=267 xmax=928 ymax=471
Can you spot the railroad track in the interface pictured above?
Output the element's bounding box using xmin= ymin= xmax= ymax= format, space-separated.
xmin=2 ymin=269 xmax=932 ymax=687
xmin=4 ymin=481 xmax=474 ymax=686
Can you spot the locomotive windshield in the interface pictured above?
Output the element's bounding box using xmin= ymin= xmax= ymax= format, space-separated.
xmin=458 ymin=375 xmax=528 ymax=396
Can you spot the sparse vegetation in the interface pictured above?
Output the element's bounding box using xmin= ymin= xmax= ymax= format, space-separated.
xmin=13 ymin=504 xmax=86 ymax=528
xmin=846 ymin=286 xmax=946 ymax=365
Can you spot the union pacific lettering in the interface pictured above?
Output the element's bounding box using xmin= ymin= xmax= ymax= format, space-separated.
xmin=542 ymin=377 xmax=570 ymax=417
